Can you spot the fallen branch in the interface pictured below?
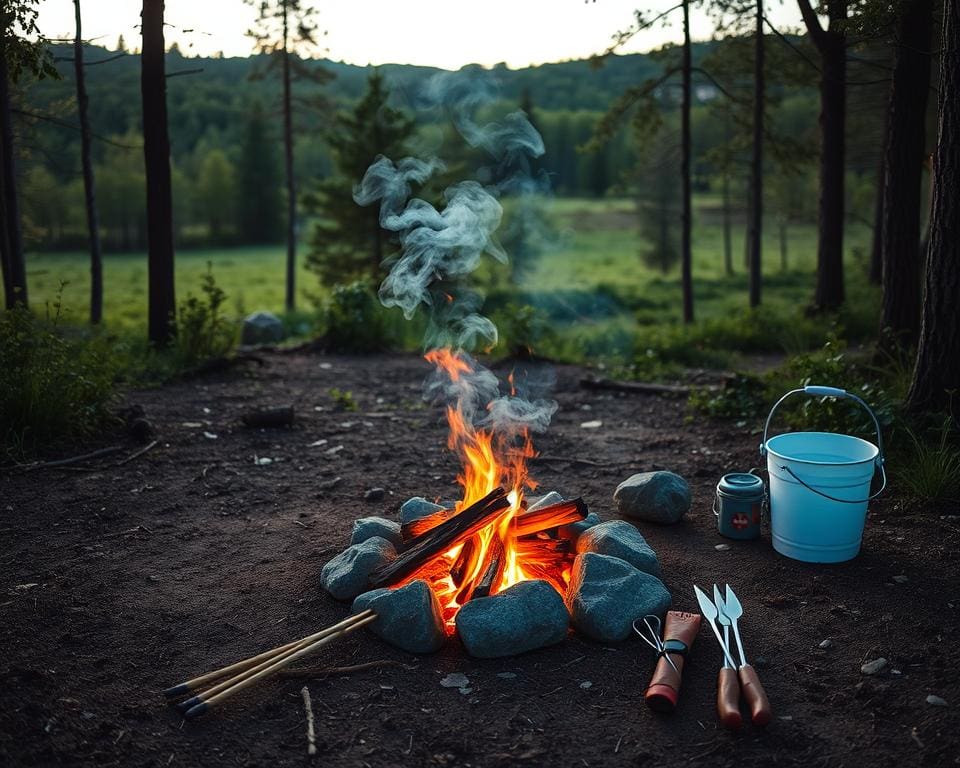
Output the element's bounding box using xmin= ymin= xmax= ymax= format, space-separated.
xmin=278 ymin=660 xmax=416 ymax=679
xmin=301 ymin=686 xmax=317 ymax=756
xmin=242 ymin=406 xmax=294 ymax=428
xmin=580 ymin=377 xmax=693 ymax=396
xmin=7 ymin=445 xmax=123 ymax=472
xmin=117 ymin=440 xmax=159 ymax=466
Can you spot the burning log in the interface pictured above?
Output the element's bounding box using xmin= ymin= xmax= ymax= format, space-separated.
xmin=457 ymin=533 xmax=504 ymax=603
xmin=512 ymin=498 xmax=588 ymax=538
xmin=450 ymin=537 xmax=479 ymax=587
xmin=520 ymin=562 xmax=568 ymax=596
xmin=470 ymin=535 xmax=506 ymax=600
xmin=369 ymin=488 xmax=511 ymax=588
xmin=400 ymin=507 xmax=456 ymax=544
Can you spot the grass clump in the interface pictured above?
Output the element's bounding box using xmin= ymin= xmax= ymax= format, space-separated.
xmin=891 ymin=420 xmax=960 ymax=505
xmin=173 ymin=263 xmax=236 ymax=369
xmin=0 ymin=294 xmax=117 ymax=459
xmin=320 ymin=281 xmax=394 ymax=353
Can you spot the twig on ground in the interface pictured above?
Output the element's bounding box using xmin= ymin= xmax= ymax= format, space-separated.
xmin=5 ymin=446 xmax=123 ymax=472
xmin=301 ymin=686 xmax=317 ymax=756
xmin=532 ymin=456 xmax=603 ymax=467
xmin=580 ymin=377 xmax=697 ymax=396
xmin=278 ymin=660 xmax=416 ymax=679
xmin=117 ymin=440 xmax=159 ymax=466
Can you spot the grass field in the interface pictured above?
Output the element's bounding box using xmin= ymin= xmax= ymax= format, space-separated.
xmin=24 ymin=196 xmax=878 ymax=363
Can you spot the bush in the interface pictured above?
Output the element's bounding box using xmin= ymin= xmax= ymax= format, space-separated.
xmin=892 ymin=420 xmax=960 ymax=504
xmin=0 ymin=296 xmax=117 ymax=458
xmin=172 ymin=264 xmax=236 ymax=369
xmin=492 ymin=303 xmax=556 ymax=359
xmin=320 ymin=281 xmax=394 ymax=353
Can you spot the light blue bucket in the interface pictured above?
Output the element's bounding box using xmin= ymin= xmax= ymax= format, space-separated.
xmin=760 ymin=386 xmax=887 ymax=563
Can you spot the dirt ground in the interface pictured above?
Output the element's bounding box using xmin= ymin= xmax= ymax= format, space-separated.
xmin=1 ymin=352 xmax=958 ymax=768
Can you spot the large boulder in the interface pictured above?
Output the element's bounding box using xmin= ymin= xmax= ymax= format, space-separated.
xmin=350 ymin=516 xmax=402 ymax=548
xmin=576 ymin=520 xmax=661 ymax=577
xmin=614 ymin=471 xmax=691 ymax=524
xmin=352 ymin=580 xmax=446 ymax=654
xmin=565 ymin=553 xmax=671 ymax=642
xmin=456 ymin=580 xmax=569 ymax=658
xmin=240 ymin=311 xmax=285 ymax=345
xmin=320 ymin=537 xmax=396 ymax=601
xmin=399 ymin=497 xmax=446 ymax=525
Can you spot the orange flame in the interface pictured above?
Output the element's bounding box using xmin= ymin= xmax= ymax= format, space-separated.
xmin=412 ymin=349 xmax=565 ymax=629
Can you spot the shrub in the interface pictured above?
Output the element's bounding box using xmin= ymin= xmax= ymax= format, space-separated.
xmin=0 ymin=295 xmax=117 ymax=458
xmin=891 ymin=420 xmax=960 ymax=504
xmin=173 ymin=264 xmax=236 ymax=368
xmin=320 ymin=281 xmax=393 ymax=353
xmin=492 ymin=303 xmax=556 ymax=359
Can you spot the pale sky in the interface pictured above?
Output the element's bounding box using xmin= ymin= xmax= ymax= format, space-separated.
xmin=38 ymin=0 xmax=806 ymax=71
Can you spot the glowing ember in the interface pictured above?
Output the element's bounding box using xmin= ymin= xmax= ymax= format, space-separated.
xmin=388 ymin=349 xmax=580 ymax=630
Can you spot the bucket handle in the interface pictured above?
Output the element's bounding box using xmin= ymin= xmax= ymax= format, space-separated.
xmin=760 ymin=385 xmax=886 ymax=504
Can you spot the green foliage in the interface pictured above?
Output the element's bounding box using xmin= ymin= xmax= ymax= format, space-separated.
xmin=329 ymin=388 xmax=358 ymax=412
xmin=195 ymin=149 xmax=237 ymax=242
xmin=305 ymin=71 xmax=416 ymax=285
xmin=492 ymin=303 xmax=556 ymax=359
xmin=173 ymin=265 xmax=236 ymax=368
xmin=892 ymin=420 xmax=960 ymax=504
xmin=0 ymin=295 xmax=116 ymax=459
xmin=320 ymin=281 xmax=394 ymax=353
xmin=2 ymin=2 xmax=59 ymax=82
xmin=237 ymin=102 xmax=283 ymax=243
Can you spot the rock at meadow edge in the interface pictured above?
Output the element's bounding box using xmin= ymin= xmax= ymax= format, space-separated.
xmin=565 ymin=552 xmax=671 ymax=643
xmin=456 ymin=580 xmax=569 ymax=659
xmin=352 ymin=579 xmax=446 ymax=654
xmin=240 ymin=311 xmax=285 ymax=345
xmin=349 ymin=517 xmax=402 ymax=547
xmin=399 ymin=497 xmax=446 ymax=525
xmin=320 ymin=537 xmax=396 ymax=602
xmin=576 ymin=520 xmax=660 ymax=577
xmin=614 ymin=471 xmax=691 ymax=524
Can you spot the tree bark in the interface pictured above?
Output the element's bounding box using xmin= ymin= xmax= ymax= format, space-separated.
xmin=798 ymin=0 xmax=847 ymax=312
xmin=680 ymin=0 xmax=693 ymax=323
xmin=282 ymin=0 xmax=296 ymax=312
xmin=0 ymin=34 xmax=27 ymax=309
xmin=879 ymin=0 xmax=933 ymax=351
xmin=722 ymin=169 xmax=733 ymax=276
xmin=868 ymin=150 xmax=885 ymax=284
xmin=74 ymin=0 xmax=104 ymax=325
xmin=749 ymin=0 xmax=764 ymax=307
xmin=906 ymin=0 xmax=960 ymax=416
xmin=779 ymin=220 xmax=788 ymax=271
xmin=141 ymin=0 xmax=176 ymax=346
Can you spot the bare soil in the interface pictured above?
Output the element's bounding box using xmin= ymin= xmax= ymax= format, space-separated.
xmin=1 ymin=352 xmax=958 ymax=768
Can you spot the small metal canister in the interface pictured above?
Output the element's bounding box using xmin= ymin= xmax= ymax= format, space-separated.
xmin=714 ymin=473 xmax=764 ymax=540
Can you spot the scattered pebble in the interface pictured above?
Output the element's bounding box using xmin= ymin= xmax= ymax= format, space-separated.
xmin=182 ymin=421 xmax=203 ymax=428
xmin=364 ymin=488 xmax=386 ymax=502
xmin=440 ymin=673 xmax=470 ymax=689
xmin=819 ymin=639 xmax=833 ymax=649
xmin=203 ymin=431 xmax=218 ymax=440
xmin=324 ymin=445 xmax=344 ymax=456
xmin=458 ymin=687 xmax=473 ymax=695
xmin=308 ymin=439 xmax=328 ymax=447
xmin=715 ymin=544 xmax=731 ymax=551
xmin=892 ymin=575 xmax=908 ymax=584
xmin=579 ymin=681 xmax=593 ymax=689
xmin=496 ymin=672 xmax=517 ymax=680
xmin=580 ymin=420 xmax=603 ymax=429
xmin=254 ymin=456 xmax=273 ymax=466
xmin=861 ymin=658 xmax=887 ymax=676
xmin=926 ymin=695 xmax=948 ymax=707
xmin=319 ymin=362 xmax=332 ymax=370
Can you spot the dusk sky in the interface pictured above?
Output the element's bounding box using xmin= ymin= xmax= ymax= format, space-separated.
xmin=38 ymin=0 xmax=806 ymax=70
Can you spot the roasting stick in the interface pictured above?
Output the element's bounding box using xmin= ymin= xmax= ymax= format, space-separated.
xmin=183 ymin=612 xmax=378 ymax=719
xmin=164 ymin=610 xmax=375 ymax=700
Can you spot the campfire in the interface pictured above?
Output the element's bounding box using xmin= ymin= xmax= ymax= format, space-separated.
xmin=369 ymin=348 xmax=587 ymax=629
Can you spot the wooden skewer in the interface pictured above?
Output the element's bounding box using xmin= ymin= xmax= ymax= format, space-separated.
xmin=164 ymin=610 xmax=375 ymax=699
xmin=184 ymin=612 xmax=378 ymax=719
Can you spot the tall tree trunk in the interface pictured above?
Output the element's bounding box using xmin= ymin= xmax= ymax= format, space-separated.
xmin=779 ymin=219 xmax=788 ymax=271
xmin=680 ymin=0 xmax=693 ymax=323
xmin=799 ymin=0 xmax=847 ymax=312
xmin=0 ymin=35 xmax=26 ymax=309
xmin=906 ymin=0 xmax=960 ymax=416
xmin=141 ymin=0 xmax=176 ymax=346
xmin=749 ymin=0 xmax=764 ymax=307
xmin=282 ymin=0 xmax=296 ymax=312
xmin=722 ymin=169 xmax=733 ymax=276
xmin=74 ymin=0 xmax=103 ymax=325
xmin=879 ymin=0 xmax=933 ymax=351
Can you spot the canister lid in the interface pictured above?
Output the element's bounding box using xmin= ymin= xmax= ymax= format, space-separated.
xmin=717 ymin=472 xmax=764 ymax=497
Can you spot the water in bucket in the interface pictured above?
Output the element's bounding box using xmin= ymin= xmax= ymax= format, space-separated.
xmin=760 ymin=386 xmax=887 ymax=563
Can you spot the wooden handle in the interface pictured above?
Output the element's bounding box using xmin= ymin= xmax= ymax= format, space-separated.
xmin=645 ymin=652 xmax=685 ymax=713
xmin=717 ymin=668 xmax=742 ymax=730
xmin=738 ymin=664 xmax=772 ymax=726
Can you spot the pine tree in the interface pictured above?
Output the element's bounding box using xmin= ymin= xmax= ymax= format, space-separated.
xmin=236 ymin=102 xmax=282 ymax=244
xmin=305 ymin=71 xmax=415 ymax=286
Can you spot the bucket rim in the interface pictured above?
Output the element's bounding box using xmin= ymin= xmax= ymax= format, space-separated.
xmin=765 ymin=431 xmax=879 ymax=467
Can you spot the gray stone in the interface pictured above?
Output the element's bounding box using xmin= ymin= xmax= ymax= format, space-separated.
xmin=558 ymin=512 xmax=602 ymax=544
xmin=320 ymin=537 xmax=396 ymax=601
xmin=614 ymin=471 xmax=691 ymax=524
xmin=926 ymin=694 xmax=948 ymax=707
xmin=240 ymin=311 xmax=285 ymax=345
xmin=350 ymin=517 xmax=402 ymax=547
xmin=400 ymin=497 xmax=446 ymax=525
xmin=351 ymin=579 xmax=446 ymax=654
xmin=364 ymin=487 xmax=386 ymax=503
xmin=576 ymin=520 xmax=660 ymax=577
xmin=440 ymin=673 xmax=470 ymax=688
xmin=456 ymin=580 xmax=569 ymax=659
xmin=861 ymin=658 xmax=887 ymax=675
xmin=565 ymin=553 xmax=672 ymax=642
